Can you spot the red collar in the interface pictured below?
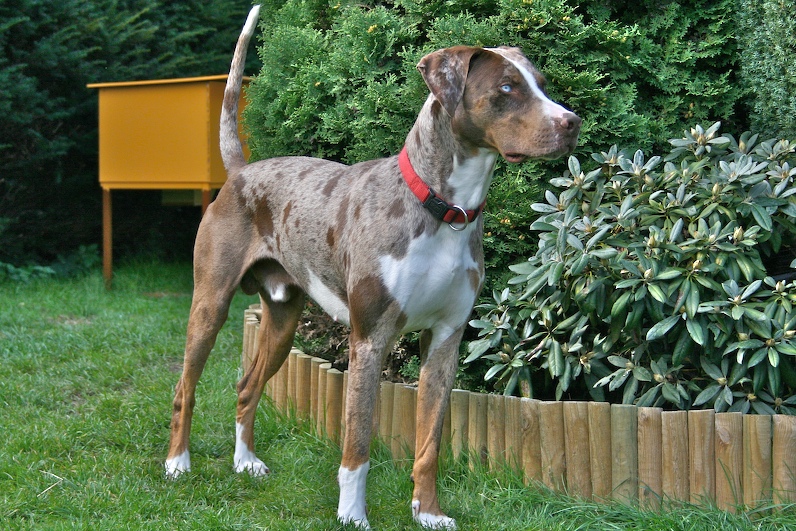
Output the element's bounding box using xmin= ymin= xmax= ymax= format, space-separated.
xmin=398 ymin=147 xmax=485 ymax=228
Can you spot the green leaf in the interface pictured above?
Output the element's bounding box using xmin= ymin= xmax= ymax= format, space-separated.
xmin=549 ymin=340 xmax=565 ymax=377
xmin=686 ymin=318 xmax=706 ymax=346
xmin=749 ymin=347 xmax=768 ymax=367
xmin=611 ymin=291 xmax=633 ymax=320
xmin=672 ymin=327 xmax=693 ymax=366
xmin=662 ymin=382 xmax=682 ymax=405
xmin=654 ymin=269 xmax=683 ymax=281
xmin=484 ymin=363 xmax=506 ymax=381
xmin=742 ymin=307 xmax=768 ymax=322
xmin=750 ymin=203 xmax=773 ymax=232
xmin=648 ymin=283 xmax=668 ymax=303
xmin=768 ymin=347 xmax=780 ymax=368
xmin=646 ymin=314 xmax=681 ymax=341
xmin=465 ymin=339 xmax=492 ymax=363
xmin=548 ymin=261 xmax=565 ymax=286
xmin=693 ymin=383 xmax=721 ymax=406
xmin=776 ymin=343 xmax=796 ymax=356
xmin=615 ymin=278 xmax=642 ymax=289
xmin=701 ymin=358 xmax=725 ymax=380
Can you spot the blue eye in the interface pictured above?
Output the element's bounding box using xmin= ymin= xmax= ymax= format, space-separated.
xmin=500 ymin=84 xmax=513 ymax=93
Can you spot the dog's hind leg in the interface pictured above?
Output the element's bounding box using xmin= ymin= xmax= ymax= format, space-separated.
xmin=165 ymin=256 xmax=239 ymax=478
xmin=411 ymin=327 xmax=462 ymax=529
xmin=234 ymin=278 xmax=305 ymax=475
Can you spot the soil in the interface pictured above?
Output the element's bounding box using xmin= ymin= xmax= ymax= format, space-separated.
xmin=295 ymin=301 xmax=419 ymax=383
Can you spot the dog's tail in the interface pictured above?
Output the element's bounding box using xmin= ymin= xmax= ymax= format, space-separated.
xmin=220 ymin=5 xmax=261 ymax=172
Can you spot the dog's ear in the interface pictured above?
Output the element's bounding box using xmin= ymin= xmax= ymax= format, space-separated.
xmin=417 ymin=46 xmax=482 ymax=117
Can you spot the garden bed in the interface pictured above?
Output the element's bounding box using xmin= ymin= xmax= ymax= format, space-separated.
xmin=243 ymin=306 xmax=796 ymax=512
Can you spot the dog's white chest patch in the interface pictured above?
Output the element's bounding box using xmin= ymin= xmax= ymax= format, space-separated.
xmin=380 ymin=228 xmax=479 ymax=333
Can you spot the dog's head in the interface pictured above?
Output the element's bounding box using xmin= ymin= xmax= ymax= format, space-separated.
xmin=417 ymin=46 xmax=581 ymax=162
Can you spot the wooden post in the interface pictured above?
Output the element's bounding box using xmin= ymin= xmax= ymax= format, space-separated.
xmin=325 ymin=368 xmax=343 ymax=445
xmin=743 ymin=413 xmax=772 ymax=508
xmin=274 ymin=355 xmax=290 ymax=413
xmin=201 ymin=189 xmax=212 ymax=213
xmin=588 ymin=402 xmax=612 ymax=499
xmin=102 ymin=188 xmax=113 ymax=289
xmin=241 ymin=311 xmax=256 ymax=376
xmin=379 ymin=381 xmax=395 ymax=443
xmin=662 ymin=410 xmax=689 ymax=503
xmin=442 ymin=395 xmax=452 ymax=452
xmin=487 ymin=394 xmax=506 ymax=470
xmin=611 ymin=404 xmax=638 ymax=504
xmin=539 ymin=401 xmax=566 ymax=491
xmin=391 ymin=385 xmax=416 ymax=459
xmin=341 ymin=371 xmax=349 ymax=444
xmin=504 ymin=396 xmax=522 ymax=470
xmin=286 ymin=350 xmax=298 ymax=414
xmin=637 ymin=407 xmax=662 ymax=509
xmin=310 ymin=357 xmax=324 ymax=424
xmin=773 ymin=415 xmax=796 ymax=505
xmin=564 ymin=401 xmax=591 ymax=499
xmin=715 ymin=412 xmax=743 ymax=511
xmin=316 ymin=363 xmax=331 ymax=436
xmin=449 ymin=389 xmax=469 ymax=460
xmin=295 ymin=353 xmax=312 ymax=419
xmin=468 ymin=392 xmax=488 ymax=469
xmin=689 ymin=409 xmax=716 ymax=504
xmin=521 ymin=398 xmax=541 ymax=484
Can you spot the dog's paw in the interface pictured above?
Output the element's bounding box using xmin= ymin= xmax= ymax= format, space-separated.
xmin=234 ymin=422 xmax=270 ymax=477
xmin=338 ymin=463 xmax=370 ymax=529
xmin=412 ymin=500 xmax=457 ymax=529
xmin=234 ymin=457 xmax=270 ymax=477
xmin=164 ymin=451 xmax=191 ymax=479
xmin=337 ymin=514 xmax=371 ymax=530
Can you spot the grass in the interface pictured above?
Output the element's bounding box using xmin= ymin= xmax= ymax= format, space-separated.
xmin=2 ymin=260 xmax=796 ymax=529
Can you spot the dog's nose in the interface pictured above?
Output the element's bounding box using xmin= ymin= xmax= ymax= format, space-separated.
xmin=559 ymin=112 xmax=582 ymax=132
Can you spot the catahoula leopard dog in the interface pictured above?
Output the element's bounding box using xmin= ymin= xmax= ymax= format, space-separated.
xmin=165 ymin=5 xmax=580 ymax=529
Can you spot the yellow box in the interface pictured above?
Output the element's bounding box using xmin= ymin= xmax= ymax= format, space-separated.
xmin=87 ymin=75 xmax=249 ymax=191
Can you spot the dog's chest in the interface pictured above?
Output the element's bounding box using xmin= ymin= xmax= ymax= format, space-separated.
xmin=379 ymin=227 xmax=481 ymax=332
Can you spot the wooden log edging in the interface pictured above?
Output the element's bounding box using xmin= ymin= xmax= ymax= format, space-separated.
xmin=243 ymin=308 xmax=796 ymax=509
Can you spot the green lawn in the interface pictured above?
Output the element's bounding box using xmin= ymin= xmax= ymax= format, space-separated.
xmin=1 ymin=261 xmax=794 ymax=529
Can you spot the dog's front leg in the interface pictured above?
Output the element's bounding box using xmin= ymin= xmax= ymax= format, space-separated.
xmin=411 ymin=327 xmax=462 ymax=529
xmin=337 ymin=331 xmax=389 ymax=530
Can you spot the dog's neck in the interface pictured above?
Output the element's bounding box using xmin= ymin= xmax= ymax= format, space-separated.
xmin=403 ymin=95 xmax=497 ymax=211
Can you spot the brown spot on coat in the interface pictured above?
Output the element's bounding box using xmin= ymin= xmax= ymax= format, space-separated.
xmin=348 ymin=276 xmax=406 ymax=338
xmin=254 ymin=202 xmax=274 ymax=237
xmin=323 ymin=173 xmax=342 ymax=197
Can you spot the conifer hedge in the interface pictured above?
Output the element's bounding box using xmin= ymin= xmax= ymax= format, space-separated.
xmin=244 ymin=0 xmax=743 ymax=287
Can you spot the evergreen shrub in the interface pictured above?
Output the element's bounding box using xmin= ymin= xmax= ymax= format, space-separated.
xmin=244 ymin=0 xmax=742 ymax=289
xmin=467 ymin=123 xmax=796 ymax=413
xmin=737 ymin=0 xmax=796 ymax=140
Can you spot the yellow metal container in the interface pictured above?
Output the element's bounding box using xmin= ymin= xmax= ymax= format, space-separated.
xmin=87 ymin=74 xmax=250 ymax=191
xmin=87 ymin=75 xmax=251 ymax=288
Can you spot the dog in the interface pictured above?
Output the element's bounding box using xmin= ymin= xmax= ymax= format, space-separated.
xmin=165 ymin=5 xmax=580 ymax=529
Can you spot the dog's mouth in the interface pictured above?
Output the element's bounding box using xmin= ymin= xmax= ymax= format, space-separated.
xmin=503 ymin=153 xmax=529 ymax=164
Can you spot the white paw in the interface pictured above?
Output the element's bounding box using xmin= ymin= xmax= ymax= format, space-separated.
xmin=412 ymin=500 xmax=457 ymax=529
xmin=338 ymin=463 xmax=370 ymax=529
xmin=234 ymin=422 xmax=270 ymax=477
xmin=234 ymin=456 xmax=270 ymax=476
xmin=164 ymin=451 xmax=191 ymax=479
xmin=337 ymin=514 xmax=371 ymax=529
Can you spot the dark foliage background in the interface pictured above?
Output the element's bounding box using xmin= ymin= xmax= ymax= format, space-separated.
xmin=1 ymin=0 xmax=794 ymax=284
xmin=0 ymin=0 xmax=261 ymax=267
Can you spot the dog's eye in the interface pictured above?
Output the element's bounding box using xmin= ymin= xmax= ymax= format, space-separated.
xmin=499 ymin=84 xmax=513 ymax=94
